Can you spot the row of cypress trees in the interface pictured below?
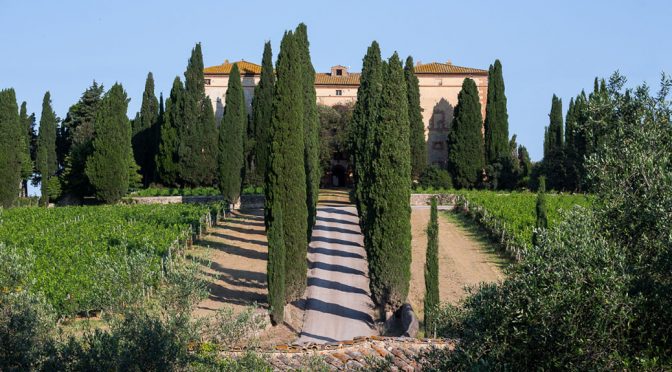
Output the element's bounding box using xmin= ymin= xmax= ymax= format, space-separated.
xmin=350 ymin=42 xmax=412 ymax=316
xmin=264 ymin=24 xmax=321 ymax=323
xmin=424 ymin=197 xmax=439 ymax=336
xmin=542 ymin=78 xmax=609 ymax=191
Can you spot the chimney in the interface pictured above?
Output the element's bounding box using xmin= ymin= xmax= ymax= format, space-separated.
xmin=224 ymin=59 xmax=229 ymax=64
xmin=416 ymin=60 xmax=422 ymax=66
xmin=445 ymin=59 xmax=452 ymax=65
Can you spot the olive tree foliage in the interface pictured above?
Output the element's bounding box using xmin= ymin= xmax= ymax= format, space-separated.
xmin=422 ymin=73 xmax=672 ymax=370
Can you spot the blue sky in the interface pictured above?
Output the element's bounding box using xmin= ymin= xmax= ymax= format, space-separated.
xmin=1 ymin=0 xmax=670 ymax=162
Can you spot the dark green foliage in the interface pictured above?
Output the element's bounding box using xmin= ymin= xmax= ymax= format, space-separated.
xmin=350 ymin=41 xmax=383 ymax=224
xmin=0 ymin=89 xmax=22 ymax=208
xmin=265 ymin=196 xmax=286 ymax=324
xmin=85 ymin=84 xmax=133 ymax=203
xmin=178 ymin=43 xmax=218 ymax=187
xmin=156 ymin=78 xmax=183 ymax=186
xmin=252 ymin=41 xmax=275 ymax=183
xmin=295 ymin=23 xmax=321 ymax=237
xmin=418 ymin=165 xmax=452 ymax=189
xmin=19 ymin=102 xmax=35 ymax=197
xmin=36 ymin=92 xmax=58 ymax=206
xmin=318 ymin=103 xmax=353 ymax=174
xmin=268 ymin=31 xmax=307 ymax=302
xmin=484 ymin=60 xmax=510 ymax=165
xmin=535 ymin=176 xmax=548 ymax=228
xmin=517 ymin=145 xmax=532 ymax=180
xmin=424 ymin=197 xmax=439 ymax=335
xmin=60 ymin=82 xmax=105 ymax=197
xmin=218 ymin=64 xmax=246 ymax=203
xmin=542 ymin=95 xmax=566 ymax=190
xmin=366 ymin=53 xmax=412 ymax=312
xmin=446 ymin=78 xmax=485 ymax=188
xmin=405 ymin=56 xmax=427 ymax=179
xmin=132 ymin=72 xmax=160 ymax=186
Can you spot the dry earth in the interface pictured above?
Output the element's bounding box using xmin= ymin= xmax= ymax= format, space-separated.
xmin=408 ymin=208 xmax=507 ymax=325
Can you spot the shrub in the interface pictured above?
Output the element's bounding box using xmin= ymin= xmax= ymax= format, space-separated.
xmin=419 ymin=166 xmax=453 ymax=190
xmin=206 ymin=305 xmax=268 ymax=348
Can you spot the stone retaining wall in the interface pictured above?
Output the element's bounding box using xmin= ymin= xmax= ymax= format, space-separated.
xmin=410 ymin=193 xmax=456 ymax=206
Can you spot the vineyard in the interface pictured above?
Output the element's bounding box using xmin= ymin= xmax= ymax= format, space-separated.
xmin=454 ymin=191 xmax=592 ymax=259
xmin=0 ymin=203 xmax=222 ymax=316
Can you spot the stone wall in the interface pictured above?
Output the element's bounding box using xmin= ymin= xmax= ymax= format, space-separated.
xmin=410 ymin=193 xmax=456 ymax=206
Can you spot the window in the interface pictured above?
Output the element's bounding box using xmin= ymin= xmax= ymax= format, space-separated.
xmin=336 ymin=90 xmax=343 ymax=96
xmin=432 ymin=141 xmax=445 ymax=150
xmin=336 ymin=69 xmax=343 ymax=76
xmin=204 ymin=79 xmax=211 ymax=85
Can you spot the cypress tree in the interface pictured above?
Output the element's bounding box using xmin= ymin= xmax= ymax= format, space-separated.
xmin=36 ymin=92 xmax=58 ymax=206
xmin=367 ymin=53 xmax=412 ymax=313
xmin=295 ymin=23 xmax=321 ymax=237
xmin=424 ymin=197 xmax=439 ymax=335
xmin=252 ymin=41 xmax=275 ymax=182
xmin=19 ymin=102 xmax=35 ymax=197
xmin=350 ymin=41 xmax=383 ymax=224
xmin=543 ymin=95 xmax=565 ymax=190
xmin=405 ymin=56 xmax=427 ymax=180
xmin=446 ymin=78 xmax=485 ymax=188
xmin=546 ymin=94 xmax=564 ymax=152
xmin=179 ymin=43 xmax=218 ymax=186
xmin=85 ymin=83 xmax=132 ymax=203
xmin=533 ymin=176 xmax=548 ymax=246
xmin=156 ymin=77 xmax=183 ymax=186
xmin=0 ymin=88 xmax=22 ymax=207
xmin=218 ymin=64 xmax=246 ymax=203
xmin=518 ymin=145 xmax=532 ymax=179
xmin=132 ymin=72 xmax=159 ymax=186
xmin=484 ymin=59 xmax=510 ymax=165
xmin=270 ymin=31 xmax=308 ymax=302
xmin=265 ymin=163 xmax=286 ymax=323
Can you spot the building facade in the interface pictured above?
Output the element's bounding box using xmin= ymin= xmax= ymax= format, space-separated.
xmin=204 ymin=60 xmax=488 ymax=168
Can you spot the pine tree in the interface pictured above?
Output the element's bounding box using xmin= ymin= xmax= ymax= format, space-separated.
xmin=85 ymin=83 xmax=133 ymax=203
xmin=132 ymin=72 xmax=160 ymax=186
xmin=367 ymin=53 xmax=412 ymax=313
xmin=19 ymin=102 xmax=35 ymax=197
xmin=405 ymin=56 xmax=427 ymax=180
xmin=533 ymin=176 xmax=548 ymax=246
xmin=446 ymin=78 xmax=485 ymax=188
xmin=218 ymin=64 xmax=246 ymax=203
xmin=60 ymin=82 xmax=104 ymax=197
xmin=484 ymin=59 xmax=510 ymax=165
xmin=0 ymin=88 xmax=22 ymax=207
xmin=252 ymin=41 xmax=275 ymax=182
xmin=36 ymin=92 xmax=58 ymax=205
xmin=424 ymin=197 xmax=439 ymax=335
xmin=269 ymin=31 xmax=307 ymax=302
xmin=295 ymin=23 xmax=321 ymax=238
xmin=156 ymin=77 xmax=183 ymax=186
xmin=179 ymin=43 xmax=218 ymax=186
xmin=350 ymin=41 xmax=383 ymax=224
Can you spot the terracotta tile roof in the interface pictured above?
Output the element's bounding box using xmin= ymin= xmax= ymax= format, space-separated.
xmin=204 ymin=60 xmax=262 ymax=75
xmin=414 ymin=62 xmax=487 ymax=75
xmin=314 ymin=73 xmax=361 ymax=86
xmin=217 ymin=336 xmax=454 ymax=371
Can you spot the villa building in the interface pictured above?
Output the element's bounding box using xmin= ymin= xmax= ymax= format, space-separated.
xmin=203 ymin=59 xmax=488 ymax=170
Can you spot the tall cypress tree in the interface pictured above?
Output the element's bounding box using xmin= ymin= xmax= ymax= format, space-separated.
xmin=545 ymin=94 xmax=563 ymax=152
xmin=265 ymin=165 xmax=286 ymax=324
xmin=19 ymin=102 xmax=35 ymax=197
xmin=179 ymin=43 xmax=218 ymax=186
xmin=218 ymin=64 xmax=246 ymax=203
xmin=295 ymin=23 xmax=321 ymax=237
xmin=484 ymin=60 xmax=509 ymax=165
xmin=252 ymin=41 xmax=275 ymax=182
xmin=156 ymin=77 xmax=183 ymax=186
xmin=36 ymin=92 xmax=58 ymax=206
xmin=533 ymin=176 xmax=548 ymax=246
xmin=367 ymin=53 xmax=412 ymax=313
xmin=543 ymin=95 xmax=565 ymax=190
xmin=86 ymin=84 xmax=132 ymax=203
xmin=446 ymin=78 xmax=485 ymax=188
xmin=405 ymin=56 xmax=427 ymax=180
xmin=269 ymin=31 xmax=307 ymax=302
xmin=350 ymin=41 xmax=383 ymax=224
xmin=424 ymin=197 xmax=439 ymax=335
xmin=0 ymin=88 xmax=22 ymax=207
xmin=132 ymin=72 xmax=159 ymax=186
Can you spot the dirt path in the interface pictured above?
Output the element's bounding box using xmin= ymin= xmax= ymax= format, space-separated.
xmin=297 ymin=190 xmax=378 ymax=344
xmin=408 ymin=208 xmax=506 ymax=323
